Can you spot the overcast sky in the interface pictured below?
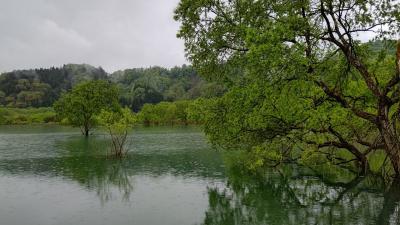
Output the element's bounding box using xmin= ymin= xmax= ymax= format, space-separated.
xmin=0 ymin=0 xmax=187 ymax=73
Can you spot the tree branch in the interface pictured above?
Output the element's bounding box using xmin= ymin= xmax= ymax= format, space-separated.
xmin=315 ymin=80 xmax=377 ymax=124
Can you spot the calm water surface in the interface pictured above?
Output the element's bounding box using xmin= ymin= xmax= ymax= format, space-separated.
xmin=0 ymin=125 xmax=399 ymax=225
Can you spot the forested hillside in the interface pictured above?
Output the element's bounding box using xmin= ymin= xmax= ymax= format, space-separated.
xmin=112 ymin=65 xmax=225 ymax=111
xmin=0 ymin=64 xmax=107 ymax=107
xmin=0 ymin=64 xmax=224 ymax=110
xmin=367 ymin=39 xmax=397 ymax=55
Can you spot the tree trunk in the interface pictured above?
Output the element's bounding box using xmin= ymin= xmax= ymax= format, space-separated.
xmin=82 ymin=117 xmax=90 ymax=137
xmin=381 ymin=128 xmax=400 ymax=178
xmin=358 ymin=154 xmax=369 ymax=175
xmin=379 ymin=104 xmax=400 ymax=178
xmin=83 ymin=123 xmax=89 ymax=137
xmin=85 ymin=129 xmax=89 ymax=137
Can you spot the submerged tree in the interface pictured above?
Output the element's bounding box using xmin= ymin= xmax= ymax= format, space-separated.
xmin=54 ymin=80 xmax=120 ymax=137
xmin=98 ymin=108 xmax=136 ymax=157
xmin=175 ymin=0 xmax=400 ymax=177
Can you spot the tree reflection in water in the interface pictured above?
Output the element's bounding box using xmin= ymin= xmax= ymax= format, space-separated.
xmin=202 ymin=165 xmax=400 ymax=225
xmin=62 ymin=156 xmax=134 ymax=204
xmin=0 ymin=134 xmax=225 ymax=204
xmin=58 ymin=136 xmax=134 ymax=204
xmin=1 ymin=134 xmax=399 ymax=223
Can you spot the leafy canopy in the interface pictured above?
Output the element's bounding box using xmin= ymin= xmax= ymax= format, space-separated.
xmin=54 ymin=80 xmax=120 ymax=136
xmin=98 ymin=108 xmax=136 ymax=157
xmin=175 ymin=0 xmax=400 ymax=175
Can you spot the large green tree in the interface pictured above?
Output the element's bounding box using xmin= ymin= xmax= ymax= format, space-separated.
xmin=175 ymin=0 xmax=400 ymax=177
xmin=54 ymin=80 xmax=119 ymax=137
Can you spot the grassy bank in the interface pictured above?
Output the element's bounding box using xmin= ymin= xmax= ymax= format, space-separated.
xmin=0 ymin=107 xmax=58 ymax=125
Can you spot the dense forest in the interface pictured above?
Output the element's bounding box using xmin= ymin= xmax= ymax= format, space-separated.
xmin=0 ymin=64 xmax=224 ymax=111
xmin=111 ymin=65 xmax=224 ymax=111
xmin=0 ymin=64 xmax=107 ymax=108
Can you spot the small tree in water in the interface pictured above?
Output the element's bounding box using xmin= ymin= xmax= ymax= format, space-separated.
xmin=54 ymin=80 xmax=119 ymax=137
xmin=98 ymin=108 xmax=136 ymax=157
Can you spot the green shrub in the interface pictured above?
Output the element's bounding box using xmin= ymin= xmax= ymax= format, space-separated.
xmin=137 ymin=100 xmax=202 ymax=125
xmin=0 ymin=107 xmax=58 ymax=124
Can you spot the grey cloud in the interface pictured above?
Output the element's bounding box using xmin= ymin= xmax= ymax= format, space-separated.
xmin=0 ymin=0 xmax=187 ymax=73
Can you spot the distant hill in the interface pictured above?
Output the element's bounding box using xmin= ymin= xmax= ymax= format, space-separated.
xmin=111 ymin=65 xmax=225 ymax=111
xmin=0 ymin=40 xmax=395 ymax=109
xmin=0 ymin=64 xmax=225 ymax=110
xmin=367 ymin=39 xmax=397 ymax=55
xmin=0 ymin=64 xmax=107 ymax=107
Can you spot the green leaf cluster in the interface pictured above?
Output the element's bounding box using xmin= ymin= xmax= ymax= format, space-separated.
xmin=54 ymin=80 xmax=120 ymax=136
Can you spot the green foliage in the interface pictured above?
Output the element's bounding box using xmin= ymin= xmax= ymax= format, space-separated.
xmin=0 ymin=64 xmax=107 ymax=108
xmin=98 ymin=108 xmax=136 ymax=157
xmin=137 ymin=100 xmax=202 ymax=125
xmin=0 ymin=64 xmax=225 ymax=111
xmin=113 ymin=65 xmax=225 ymax=111
xmin=98 ymin=108 xmax=136 ymax=129
xmin=0 ymin=91 xmax=6 ymax=106
xmin=175 ymin=0 xmax=400 ymax=176
xmin=54 ymin=80 xmax=120 ymax=136
xmin=0 ymin=107 xmax=57 ymax=125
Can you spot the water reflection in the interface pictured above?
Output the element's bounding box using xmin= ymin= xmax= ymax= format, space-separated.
xmin=202 ymin=165 xmax=400 ymax=225
xmin=0 ymin=134 xmax=225 ymax=204
xmin=62 ymin=157 xmax=133 ymax=204
xmin=1 ymin=128 xmax=400 ymax=224
xmin=378 ymin=180 xmax=400 ymax=225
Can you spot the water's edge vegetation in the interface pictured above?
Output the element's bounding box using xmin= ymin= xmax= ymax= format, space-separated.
xmin=0 ymin=99 xmax=203 ymax=126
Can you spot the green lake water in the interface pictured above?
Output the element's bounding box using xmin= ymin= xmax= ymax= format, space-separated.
xmin=0 ymin=125 xmax=399 ymax=225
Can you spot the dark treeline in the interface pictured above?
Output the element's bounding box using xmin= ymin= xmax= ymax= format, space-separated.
xmin=0 ymin=64 xmax=224 ymax=111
